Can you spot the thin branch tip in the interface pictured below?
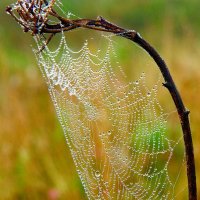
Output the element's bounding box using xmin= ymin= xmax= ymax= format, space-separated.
xmin=6 ymin=6 xmax=12 ymax=13
xmin=162 ymin=82 xmax=172 ymax=89
xmin=184 ymin=110 xmax=190 ymax=116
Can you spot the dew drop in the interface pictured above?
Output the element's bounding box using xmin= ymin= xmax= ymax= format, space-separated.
xmin=95 ymin=171 xmax=101 ymax=178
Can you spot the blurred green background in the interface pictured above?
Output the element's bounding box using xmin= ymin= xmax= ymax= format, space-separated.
xmin=0 ymin=0 xmax=200 ymax=199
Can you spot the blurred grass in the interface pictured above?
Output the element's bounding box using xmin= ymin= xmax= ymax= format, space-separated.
xmin=0 ymin=0 xmax=200 ymax=199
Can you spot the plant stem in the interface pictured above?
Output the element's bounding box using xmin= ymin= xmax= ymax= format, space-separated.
xmin=132 ymin=33 xmax=197 ymax=200
xmin=44 ymin=17 xmax=197 ymax=200
xmin=45 ymin=16 xmax=197 ymax=200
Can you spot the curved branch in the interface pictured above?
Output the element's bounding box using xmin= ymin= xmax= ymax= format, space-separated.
xmin=132 ymin=34 xmax=197 ymax=200
xmin=6 ymin=4 xmax=197 ymax=199
xmin=44 ymin=17 xmax=198 ymax=200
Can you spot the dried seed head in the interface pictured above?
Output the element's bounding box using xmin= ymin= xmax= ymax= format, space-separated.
xmin=6 ymin=0 xmax=56 ymax=35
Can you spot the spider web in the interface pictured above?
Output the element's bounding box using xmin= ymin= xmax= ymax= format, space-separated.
xmin=33 ymin=30 xmax=185 ymax=199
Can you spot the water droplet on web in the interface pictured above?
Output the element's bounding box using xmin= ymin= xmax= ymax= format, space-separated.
xmin=67 ymin=11 xmax=72 ymax=18
xmin=95 ymin=171 xmax=101 ymax=178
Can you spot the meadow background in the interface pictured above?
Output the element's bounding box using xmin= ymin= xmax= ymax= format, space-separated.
xmin=0 ymin=0 xmax=200 ymax=199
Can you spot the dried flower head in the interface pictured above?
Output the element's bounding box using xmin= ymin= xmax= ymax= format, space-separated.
xmin=6 ymin=0 xmax=56 ymax=35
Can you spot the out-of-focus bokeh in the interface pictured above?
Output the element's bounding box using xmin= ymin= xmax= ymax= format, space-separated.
xmin=0 ymin=0 xmax=200 ymax=199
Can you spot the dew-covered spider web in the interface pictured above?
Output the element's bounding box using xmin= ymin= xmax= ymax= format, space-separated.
xmin=6 ymin=0 xmax=188 ymax=199
xmin=33 ymin=27 xmax=187 ymax=199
